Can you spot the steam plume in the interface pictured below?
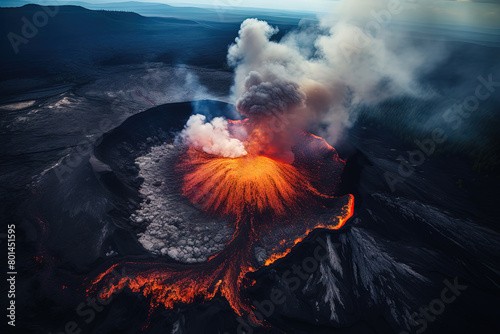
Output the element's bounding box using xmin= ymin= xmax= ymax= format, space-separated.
xmin=180 ymin=114 xmax=247 ymax=158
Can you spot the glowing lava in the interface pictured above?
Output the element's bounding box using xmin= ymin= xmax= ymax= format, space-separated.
xmin=180 ymin=147 xmax=322 ymax=219
xmin=88 ymin=122 xmax=354 ymax=326
xmin=89 ymin=224 xmax=257 ymax=320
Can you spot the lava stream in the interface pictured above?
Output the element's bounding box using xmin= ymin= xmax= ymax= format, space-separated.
xmin=90 ymin=222 xmax=257 ymax=317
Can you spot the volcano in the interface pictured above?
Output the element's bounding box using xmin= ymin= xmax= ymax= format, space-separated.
xmin=88 ymin=107 xmax=354 ymax=326
xmin=20 ymin=98 xmax=500 ymax=334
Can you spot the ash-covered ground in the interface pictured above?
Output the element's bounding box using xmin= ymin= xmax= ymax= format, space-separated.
xmin=133 ymin=143 xmax=234 ymax=262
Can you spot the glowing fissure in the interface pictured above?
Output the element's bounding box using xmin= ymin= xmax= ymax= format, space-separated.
xmin=263 ymin=194 xmax=355 ymax=266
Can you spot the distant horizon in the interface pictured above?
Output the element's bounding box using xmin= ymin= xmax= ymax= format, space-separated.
xmin=7 ymin=0 xmax=337 ymax=12
xmin=154 ymin=0 xmax=334 ymax=12
xmin=3 ymin=0 xmax=500 ymax=29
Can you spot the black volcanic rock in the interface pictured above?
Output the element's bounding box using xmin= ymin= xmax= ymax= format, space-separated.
xmin=292 ymin=131 xmax=346 ymax=196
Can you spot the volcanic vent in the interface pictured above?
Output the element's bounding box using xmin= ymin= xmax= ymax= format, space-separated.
xmin=179 ymin=144 xmax=321 ymax=219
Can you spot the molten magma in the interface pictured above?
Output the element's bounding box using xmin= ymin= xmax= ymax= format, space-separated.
xmin=180 ymin=147 xmax=322 ymax=219
xmin=89 ymin=122 xmax=354 ymax=325
xmin=263 ymin=193 xmax=355 ymax=266
xmin=89 ymin=225 xmax=257 ymax=321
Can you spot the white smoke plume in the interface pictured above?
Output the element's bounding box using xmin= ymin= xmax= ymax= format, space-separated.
xmin=180 ymin=114 xmax=247 ymax=158
xmin=227 ymin=1 xmax=443 ymax=145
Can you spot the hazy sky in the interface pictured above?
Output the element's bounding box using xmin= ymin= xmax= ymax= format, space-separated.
xmin=172 ymin=0 xmax=334 ymax=11
xmin=172 ymin=0 xmax=499 ymax=27
xmin=87 ymin=0 xmax=499 ymax=12
xmin=78 ymin=0 xmax=336 ymax=12
xmin=52 ymin=0 xmax=500 ymax=27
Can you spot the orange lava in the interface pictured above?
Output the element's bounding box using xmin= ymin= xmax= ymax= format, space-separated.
xmin=89 ymin=224 xmax=258 ymax=319
xmin=179 ymin=147 xmax=322 ymax=219
xmin=264 ymin=194 xmax=355 ymax=266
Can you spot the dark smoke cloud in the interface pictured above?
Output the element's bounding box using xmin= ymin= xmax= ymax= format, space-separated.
xmin=236 ymin=72 xmax=306 ymax=118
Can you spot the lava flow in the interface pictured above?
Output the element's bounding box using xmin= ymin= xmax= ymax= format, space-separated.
xmin=88 ymin=120 xmax=355 ymax=324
